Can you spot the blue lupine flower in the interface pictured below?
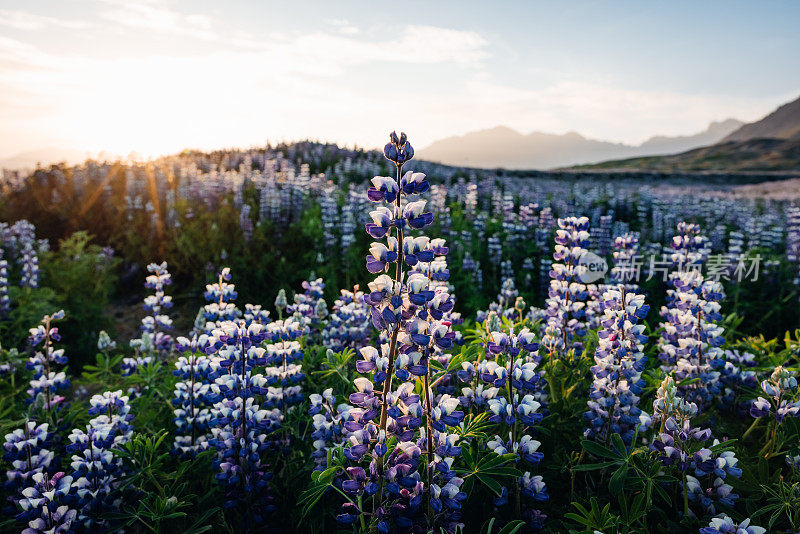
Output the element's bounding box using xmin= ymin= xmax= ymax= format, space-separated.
xmin=658 ymin=228 xmax=726 ymax=411
xmin=121 ymin=355 xmax=154 ymax=377
xmin=699 ymin=515 xmax=765 ymax=534
xmin=287 ymin=278 xmax=327 ymax=332
xmin=133 ymin=261 xmax=174 ymax=354
xmin=308 ymin=389 xmax=354 ymax=471
xmin=0 ymin=248 xmax=10 ymax=317
xmin=652 ymin=376 xmax=741 ymax=517
xmin=335 ymin=131 xmax=472 ymax=533
xmin=10 ymin=220 xmax=40 ymax=289
xmin=16 ymin=472 xmax=76 ymax=533
xmin=201 ymin=268 xmax=241 ymax=332
xmin=205 ymin=319 xmax=281 ymax=525
xmin=172 ymin=335 xmax=216 ymax=455
xmin=67 ymin=411 xmax=130 ymax=529
xmin=584 ymin=287 xmax=651 ymax=444
xmin=26 ymin=311 xmax=69 ymax=411
xmin=383 ymin=130 xmax=414 ymax=165
xmin=543 ymin=217 xmax=590 ymax=355
xmin=749 ymin=366 xmax=800 ymax=422
xmin=243 ymin=303 xmax=271 ymax=326
xmin=718 ymin=350 xmax=758 ymax=415
xmin=322 ymin=287 xmax=371 ymax=352
xmin=3 ymin=422 xmax=54 ymax=497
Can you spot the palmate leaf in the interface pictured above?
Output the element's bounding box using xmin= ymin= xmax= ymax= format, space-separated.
xmin=479 ymin=517 xmax=497 ymax=534
xmin=455 ymin=412 xmax=493 ymax=440
xmin=446 ymin=344 xmax=482 ymax=373
xmin=182 ymin=505 xmax=221 ymax=534
xmin=297 ymin=464 xmax=343 ymax=525
xmin=708 ymin=438 xmax=738 ymax=453
xmin=580 ymin=440 xmax=620 ymax=460
xmin=571 ymin=460 xmax=619 ymax=472
xmin=312 ymin=348 xmax=355 ymax=385
xmin=455 ymin=451 xmax=521 ymax=497
xmin=610 ymin=433 xmax=627 ymax=456
xmin=565 ymin=497 xmax=618 ymax=530
xmin=497 ymin=519 xmax=526 ymax=534
xmin=479 ymin=516 xmax=525 ymax=534
xmin=608 ymin=464 xmax=628 ymax=495
xmin=476 ymin=473 xmax=504 ymax=497
xmin=297 ymin=479 xmax=333 ymax=525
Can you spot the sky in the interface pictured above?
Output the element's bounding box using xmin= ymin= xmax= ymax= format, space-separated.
xmin=1 ymin=0 xmax=799 ymax=159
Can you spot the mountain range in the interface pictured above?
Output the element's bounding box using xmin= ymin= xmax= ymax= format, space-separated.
xmin=4 ymin=95 xmax=799 ymax=173
xmin=420 ymin=94 xmax=800 ymax=171
xmin=574 ymin=94 xmax=800 ymax=172
xmin=420 ymin=119 xmax=744 ymax=170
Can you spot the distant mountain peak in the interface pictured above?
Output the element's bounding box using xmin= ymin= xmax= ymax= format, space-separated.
xmin=722 ymin=94 xmax=800 ymax=142
xmin=420 ymin=117 xmax=744 ymax=170
xmin=567 ymin=94 xmax=800 ymax=172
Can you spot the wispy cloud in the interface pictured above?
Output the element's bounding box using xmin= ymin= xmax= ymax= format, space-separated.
xmin=0 ymin=11 xmax=493 ymax=156
xmin=0 ymin=9 xmax=90 ymax=31
xmin=325 ymin=18 xmax=360 ymax=35
xmin=96 ymin=0 xmax=218 ymax=40
xmin=0 ymin=3 xmax=795 ymax=159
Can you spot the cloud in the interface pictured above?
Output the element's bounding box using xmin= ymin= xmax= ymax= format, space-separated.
xmin=0 ymin=6 xmax=792 ymax=160
xmin=96 ymin=0 xmax=219 ymax=40
xmin=325 ymin=18 xmax=359 ymax=35
xmin=0 ymin=10 xmax=90 ymax=31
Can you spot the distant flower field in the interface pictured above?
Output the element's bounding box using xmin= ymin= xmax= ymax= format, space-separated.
xmin=1 ymin=132 xmax=799 ymax=533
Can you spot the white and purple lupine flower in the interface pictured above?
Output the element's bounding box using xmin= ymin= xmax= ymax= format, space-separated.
xmin=308 ymin=388 xmax=354 ymax=471
xmin=287 ymin=278 xmax=327 ymax=332
xmin=468 ymin=324 xmax=548 ymax=529
xmin=26 ymin=310 xmax=68 ymax=411
xmin=10 ymin=220 xmax=40 ymax=289
xmin=172 ymin=335 xmax=215 ymax=456
xmin=749 ymin=366 xmax=800 ymax=423
xmin=0 ymin=247 xmax=10 ymax=317
xmin=67 ymin=391 xmax=133 ymax=528
xmin=658 ymin=225 xmax=726 ymax=411
xmin=584 ymin=287 xmax=651 ymax=444
xmin=200 ymin=268 xmax=241 ymax=332
xmin=543 ymin=216 xmax=590 ymax=355
xmin=337 ymin=131 xmax=471 ymax=532
xmin=322 ymin=287 xmax=371 ymax=352
xmin=652 ymin=375 xmax=742 ymax=517
xmin=141 ymin=262 xmax=174 ymax=352
xmin=477 ymin=277 xmax=520 ymax=323
xmin=3 ymin=421 xmax=54 ymax=500
xmin=608 ymin=232 xmax=641 ymax=293
xmin=96 ymin=330 xmax=116 ymax=351
xmin=205 ymin=319 xmax=280 ymax=526
xmin=15 ymin=472 xmax=76 ymax=534
xmin=699 ymin=515 xmax=765 ymax=534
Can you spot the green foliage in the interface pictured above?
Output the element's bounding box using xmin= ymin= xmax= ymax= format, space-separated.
xmin=40 ymin=231 xmax=120 ymax=367
xmin=0 ymin=286 xmax=59 ymax=349
xmin=111 ymin=432 xmax=222 ymax=533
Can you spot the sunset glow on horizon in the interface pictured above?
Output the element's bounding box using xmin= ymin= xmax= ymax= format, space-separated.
xmin=1 ymin=0 xmax=799 ymax=161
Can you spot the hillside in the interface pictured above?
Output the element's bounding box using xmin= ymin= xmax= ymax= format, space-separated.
xmin=570 ymin=138 xmax=800 ymax=172
xmin=722 ymin=94 xmax=800 ymax=142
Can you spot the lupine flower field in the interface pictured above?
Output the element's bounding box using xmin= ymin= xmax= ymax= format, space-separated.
xmin=1 ymin=131 xmax=800 ymax=534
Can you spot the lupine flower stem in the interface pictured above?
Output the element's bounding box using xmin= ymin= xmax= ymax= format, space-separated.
xmin=41 ymin=315 xmax=52 ymax=410
xmin=682 ymin=471 xmax=689 ymax=517
xmin=378 ymin=158 xmax=404 ymax=433
xmin=423 ymin=355 xmax=434 ymax=523
xmin=741 ymin=416 xmax=762 ymax=441
xmin=505 ymin=337 xmax=522 ymax=517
